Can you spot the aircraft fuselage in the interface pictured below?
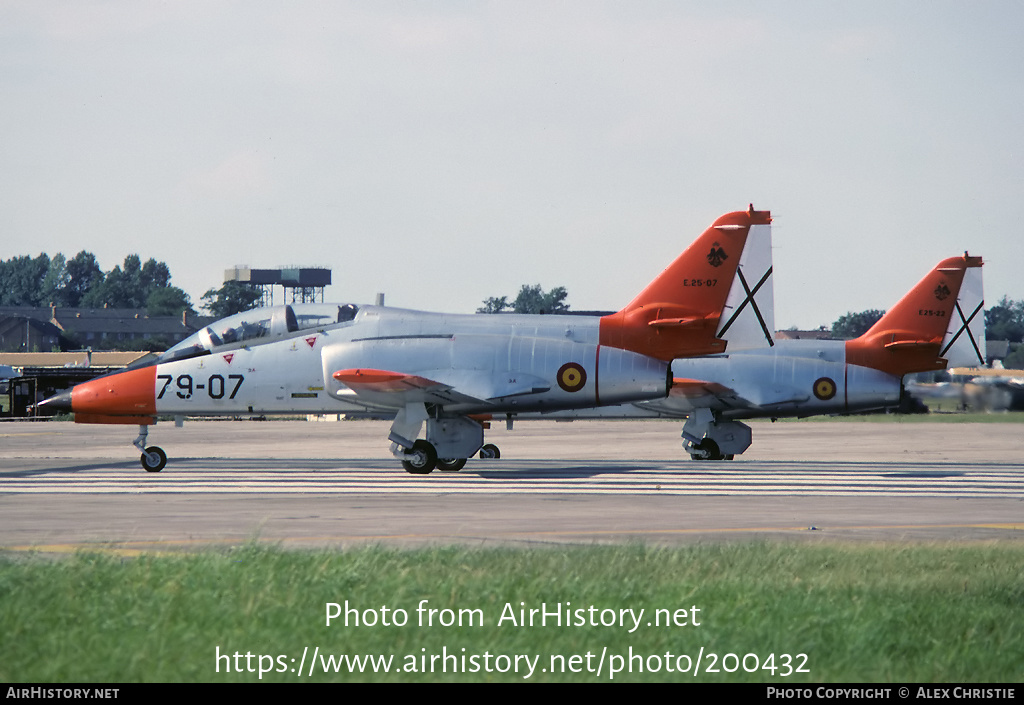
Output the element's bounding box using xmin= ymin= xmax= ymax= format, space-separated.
xmin=664 ymin=340 xmax=904 ymax=420
xmin=70 ymin=305 xmax=671 ymax=422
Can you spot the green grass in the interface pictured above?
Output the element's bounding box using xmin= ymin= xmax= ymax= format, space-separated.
xmin=2 ymin=543 xmax=1022 ymax=682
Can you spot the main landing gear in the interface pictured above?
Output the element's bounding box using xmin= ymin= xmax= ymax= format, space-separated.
xmin=133 ymin=425 xmax=167 ymax=472
xmin=389 ymin=413 xmax=502 ymax=475
xmin=681 ymin=409 xmax=751 ymax=461
xmin=394 ymin=440 xmax=501 ymax=474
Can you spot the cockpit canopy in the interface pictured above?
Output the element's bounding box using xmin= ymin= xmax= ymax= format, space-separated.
xmin=159 ymin=303 xmax=358 ymax=363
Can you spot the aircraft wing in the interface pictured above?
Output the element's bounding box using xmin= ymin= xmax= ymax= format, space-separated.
xmin=332 ymin=368 xmax=550 ymax=409
xmin=642 ymin=376 xmax=808 ymax=416
xmin=666 ymin=378 xmax=747 ymax=410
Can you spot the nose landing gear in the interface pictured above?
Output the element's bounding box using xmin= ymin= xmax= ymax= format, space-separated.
xmin=477 ymin=443 xmax=500 ymax=459
xmin=133 ymin=425 xmax=167 ymax=472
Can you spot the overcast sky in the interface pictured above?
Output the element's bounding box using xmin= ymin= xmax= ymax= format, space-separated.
xmin=2 ymin=1 xmax=1022 ymax=328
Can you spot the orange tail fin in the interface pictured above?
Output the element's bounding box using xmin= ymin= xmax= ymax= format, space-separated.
xmin=845 ymin=254 xmax=984 ymax=377
xmin=599 ymin=207 xmax=773 ymax=361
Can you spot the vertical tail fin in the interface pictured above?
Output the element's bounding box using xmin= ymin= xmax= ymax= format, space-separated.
xmin=599 ymin=206 xmax=774 ymax=361
xmin=845 ymin=254 xmax=984 ymax=377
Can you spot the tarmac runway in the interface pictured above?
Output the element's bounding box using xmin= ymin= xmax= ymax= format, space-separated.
xmin=1 ymin=419 xmax=1022 ymax=551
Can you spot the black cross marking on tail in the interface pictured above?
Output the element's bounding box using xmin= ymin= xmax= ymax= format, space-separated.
xmin=716 ymin=266 xmax=775 ymax=347
xmin=940 ymin=299 xmax=985 ymax=365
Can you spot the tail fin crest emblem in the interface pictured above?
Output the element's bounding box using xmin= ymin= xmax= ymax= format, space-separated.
xmin=707 ymin=245 xmax=728 ymax=268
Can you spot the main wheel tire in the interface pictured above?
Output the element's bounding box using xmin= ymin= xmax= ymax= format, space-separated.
xmin=478 ymin=443 xmax=500 ymax=460
xmin=141 ymin=446 xmax=167 ymax=472
xmin=701 ymin=439 xmax=723 ymax=461
xmin=437 ymin=458 xmax=467 ymax=472
xmin=401 ymin=439 xmax=437 ymax=474
xmin=691 ymin=439 xmax=723 ymax=461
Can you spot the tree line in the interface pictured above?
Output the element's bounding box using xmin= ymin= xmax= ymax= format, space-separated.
xmin=477 ymin=284 xmax=569 ymax=314
xmin=0 ymin=252 xmax=191 ymax=315
xmin=0 ymin=252 xmax=261 ymax=318
xmin=4 ymin=252 xmax=1023 ymax=345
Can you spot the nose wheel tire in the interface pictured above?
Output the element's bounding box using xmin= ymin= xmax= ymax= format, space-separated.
xmin=478 ymin=443 xmax=500 ymax=460
xmin=401 ymin=440 xmax=438 ymax=474
xmin=140 ymin=446 xmax=167 ymax=472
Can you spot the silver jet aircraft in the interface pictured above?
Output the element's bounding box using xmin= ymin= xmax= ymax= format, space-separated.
xmin=541 ymin=254 xmax=985 ymax=459
xmin=40 ymin=207 xmax=775 ymax=473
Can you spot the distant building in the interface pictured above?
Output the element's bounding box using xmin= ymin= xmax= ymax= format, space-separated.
xmin=0 ymin=306 xmax=214 ymax=352
xmin=0 ymin=311 xmax=63 ymax=352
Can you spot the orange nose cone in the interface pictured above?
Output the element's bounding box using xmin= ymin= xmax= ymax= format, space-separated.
xmin=72 ymin=366 xmax=158 ymax=416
